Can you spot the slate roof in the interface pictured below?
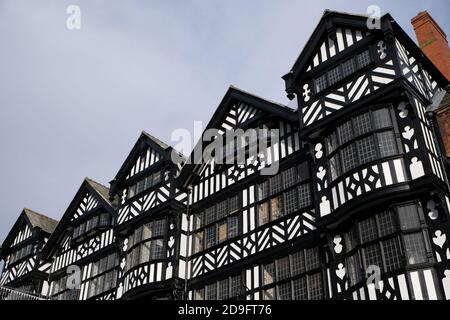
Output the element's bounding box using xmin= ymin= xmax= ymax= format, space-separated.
xmin=142 ymin=131 xmax=171 ymax=150
xmin=85 ymin=177 xmax=112 ymax=205
xmin=23 ymin=208 xmax=58 ymax=235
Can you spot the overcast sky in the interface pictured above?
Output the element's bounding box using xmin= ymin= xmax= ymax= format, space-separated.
xmin=0 ymin=0 xmax=449 ymax=250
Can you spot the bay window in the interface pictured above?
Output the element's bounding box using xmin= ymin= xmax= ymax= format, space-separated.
xmin=325 ymin=107 xmax=401 ymax=181
xmin=341 ymin=202 xmax=431 ymax=289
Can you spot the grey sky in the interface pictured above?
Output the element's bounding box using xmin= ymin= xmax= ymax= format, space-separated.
xmin=0 ymin=0 xmax=449 ymax=249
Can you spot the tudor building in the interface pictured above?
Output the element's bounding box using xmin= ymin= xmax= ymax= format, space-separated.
xmin=41 ymin=178 xmax=118 ymax=300
xmin=108 ymin=131 xmax=187 ymax=299
xmin=177 ymin=87 xmax=319 ymax=300
xmin=283 ymin=10 xmax=450 ymax=300
xmin=1 ymin=10 xmax=450 ymax=301
xmin=0 ymin=208 xmax=58 ymax=296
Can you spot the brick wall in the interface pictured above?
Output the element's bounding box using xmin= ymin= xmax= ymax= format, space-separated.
xmin=412 ymin=11 xmax=450 ymax=81
xmin=437 ymin=103 xmax=450 ymax=158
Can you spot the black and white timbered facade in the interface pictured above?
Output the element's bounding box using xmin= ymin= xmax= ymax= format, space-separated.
xmin=108 ymin=132 xmax=187 ymax=299
xmin=41 ymin=178 xmax=118 ymax=300
xmin=0 ymin=208 xmax=58 ymax=296
xmin=283 ymin=11 xmax=450 ymax=300
xmin=1 ymin=10 xmax=450 ymax=301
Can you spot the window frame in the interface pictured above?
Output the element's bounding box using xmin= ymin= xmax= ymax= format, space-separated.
xmin=314 ymin=48 xmax=374 ymax=95
xmin=325 ymin=106 xmax=402 ymax=182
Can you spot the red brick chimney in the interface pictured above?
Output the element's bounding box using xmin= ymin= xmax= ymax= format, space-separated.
xmin=411 ymin=11 xmax=450 ymax=81
xmin=412 ymin=11 xmax=450 ymax=161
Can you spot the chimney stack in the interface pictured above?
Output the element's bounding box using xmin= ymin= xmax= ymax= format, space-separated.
xmin=411 ymin=11 xmax=450 ymax=81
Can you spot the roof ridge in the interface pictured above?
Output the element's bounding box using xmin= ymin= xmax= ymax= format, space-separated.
xmin=23 ymin=208 xmax=57 ymax=223
xmin=85 ymin=177 xmax=110 ymax=191
xmin=23 ymin=208 xmax=59 ymax=234
xmin=141 ymin=131 xmax=188 ymax=161
xmin=228 ymin=85 xmax=294 ymax=111
xmin=84 ymin=177 xmax=112 ymax=205
xmin=141 ymin=131 xmax=171 ymax=150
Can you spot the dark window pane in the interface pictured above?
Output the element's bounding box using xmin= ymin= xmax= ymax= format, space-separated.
xmin=337 ymin=121 xmax=353 ymax=144
xmin=151 ymin=239 xmax=164 ymax=259
xmin=140 ymin=241 xmax=151 ymax=264
xmin=142 ymin=222 xmax=152 ymax=240
xmin=258 ymin=181 xmax=269 ymax=200
xmin=228 ymin=216 xmax=239 ymax=239
xmin=330 ymin=155 xmax=340 ymax=181
xmin=104 ymin=271 xmax=113 ymax=292
xmin=271 ymin=196 xmax=284 ymax=220
xmin=99 ymin=213 xmax=110 ymax=227
xmin=132 ymin=246 xmax=140 ymax=267
xmin=270 ymin=174 xmax=283 ymax=195
xmin=357 ymin=50 xmax=371 ymax=68
xmin=377 ymin=131 xmax=398 ymax=157
xmin=342 ymin=58 xmax=357 ymax=77
xmin=194 ymin=231 xmax=204 ymax=254
xmin=398 ymin=204 xmax=421 ymax=230
xmin=276 ymin=256 xmax=291 ymax=280
xmin=258 ymin=202 xmax=270 ymax=226
xmin=382 ymin=238 xmax=402 ymax=272
xmin=144 ymin=175 xmax=153 ymax=189
xmin=340 ymin=144 xmax=358 ymax=172
xmin=153 ymin=172 xmax=161 ymax=185
xmin=90 ymin=261 xmax=99 ymax=278
xmin=378 ymin=210 xmax=396 ymax=237
xmin=373 ymin=108 xmax=392 ymax=129
xmin=128 ymin=185 xmax=136 ymax=199
xmin=364 ymin=244 xmax=383 ymax=270
xmin=308 ymin=273 xmax=324 ymax=300
xmin=195 ymin=288 xmax=205 ymax=300
xmin=79 ymin=222 xmax=86 ymax=235
xmin=228 ymin=195 xmax=239 ymax=213
xmin=218 ymin=220 xmax=227 ymax=243
xmin=284 ymin=189 xmax=298 ymax=215
xmin=298 ymin=162 xmax=311 ymax=182
xmin=282 ymin=167 xmax=297 ymax=188
xmin=99 ymin=256 xmax=108 ymax=274
xmin=205 ymin=207 xmax=216 ymax=225
xmin=88 ymin=278 xmax=97 ymax=298
xmin=357 ymin=136 xmax=377 ymax=164
xmin=205 ymin=225 xmax=217 ymax=249
xmin=305 ymin=248 xmax=320 ymax=271
xmin=263 ymin=288 xmax=275 ymax=300
xmin=216 ymin=200 xmax=227 ymax=220
xmin=326 ymin=132 xmax=338 ymax=154
xmin=316 ymin=74 xmax=328 ymax=92
xmin=291 ymin=250 xmax=306 ymax=276
xmin=346 ymin=253 xmax=361 ymax=286
xmin=107 ymin=253 xmax=117 ymax=270
xmin=263 ymin=263 xmax=276 ymax=285
xmin=136 ymin=180 xmax=145 ymax=194
xmin=359 ymin=217 xmax=378 ymax=243
xmin=353 ymin=112 xmax=372 ymax=136
xmin=298 ymin=184 xmax=312 ymax=208
xmin=152 ymin=220 xmax=166 ymax=237
xmin=277 ymin=282 xmax=292 ymax=300
xmin=96 ymin=275 xmax=104 ymax=296
xmin=90 ymin=216 xmax=98 ymax=230
xmin=344 ymin=227 xmax=358 ymax=251
xmin=206 ymin=283 xmax=217 ymax=300
xmin=134 ymin=226 xmax=143 ymax=244
xmin=230 ymin=275 xmax=242 ymax=297
xmin=328 ymin=66 xmax=342 ymax=86
xmin=292 ymin=277 xmax=308 ymax=300
xmin=217 ymin=279 xmax=229 ymax=300
xmin=404 ymin=233 xmax=427 ymax=265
